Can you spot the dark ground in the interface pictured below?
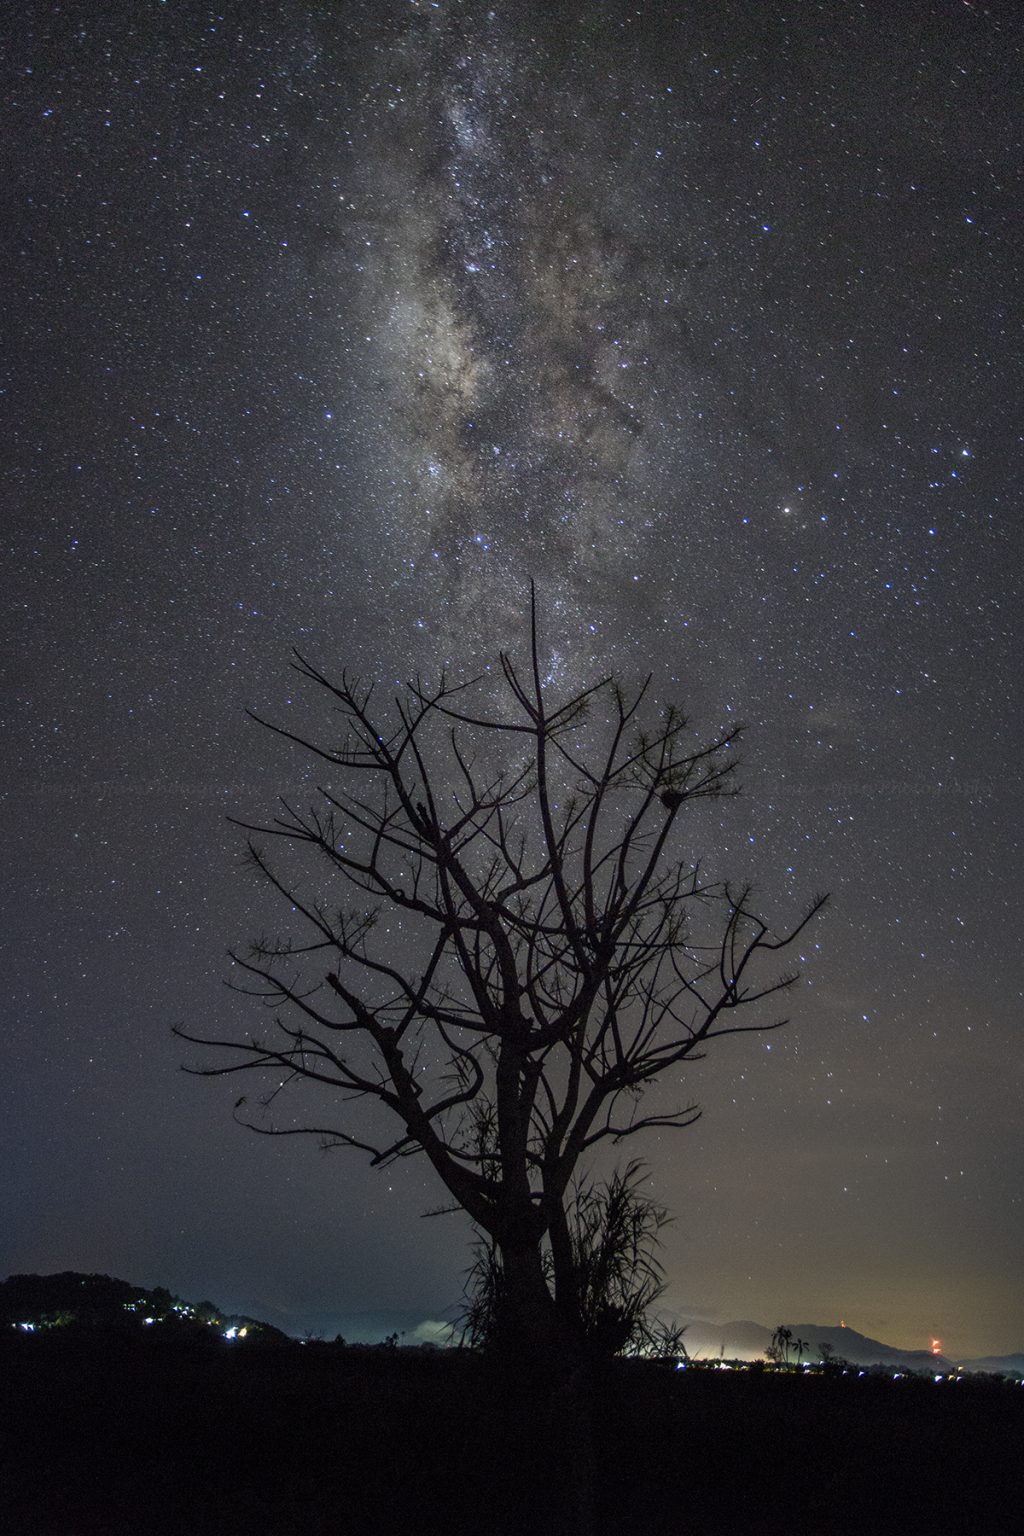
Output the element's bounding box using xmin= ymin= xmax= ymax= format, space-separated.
xmin=1 ymin=1333 xmax=1021 ymax=1534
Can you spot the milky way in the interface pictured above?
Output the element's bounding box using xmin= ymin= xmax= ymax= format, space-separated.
xmin=328 ymin=5 xmax=693 ymax=655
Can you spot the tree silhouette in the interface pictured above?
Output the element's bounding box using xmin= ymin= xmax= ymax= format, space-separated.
xmin=768 ymin=1324 xmax=794 ymax=1364
xmin=178 ymin=595 xmax=825 ymax=1361
xmin=793 ymin=1335 xmax=808 ymax=1364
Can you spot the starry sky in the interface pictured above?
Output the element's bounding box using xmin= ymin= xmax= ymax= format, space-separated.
xmin=3 ymin=0 xmax=1022 ymax=1357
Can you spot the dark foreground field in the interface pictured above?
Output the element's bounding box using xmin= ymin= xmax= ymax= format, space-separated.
xmin=1 ymin=1333 xmax=1021 ymax=1535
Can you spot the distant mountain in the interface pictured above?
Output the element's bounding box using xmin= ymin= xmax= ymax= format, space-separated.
xmin=678 ymin=1316 xmax=1019 ymax=1375
xmin=785 ymin=1323 xmax=948 ymax=1371
xmin=0 ymin=1271 xmax=287 ymax=1342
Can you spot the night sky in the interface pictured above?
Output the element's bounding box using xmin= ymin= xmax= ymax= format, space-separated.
xmin=4 ymin=0 xmax=1022 ymax=1358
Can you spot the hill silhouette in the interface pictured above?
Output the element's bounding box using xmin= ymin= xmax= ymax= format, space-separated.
xmin=0 ymin=1270 xmax=287 ymax=1342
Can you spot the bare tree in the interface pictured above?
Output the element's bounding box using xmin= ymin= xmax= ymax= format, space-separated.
xmin=178 ymin=594 xmax=825 ymax=1360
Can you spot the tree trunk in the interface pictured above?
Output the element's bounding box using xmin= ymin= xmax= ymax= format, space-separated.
xmin=497 ymin=1239 xmax=560 ymax=1359
xmin=548 ymin=1198 xmax=585 ymax=1347
xmin=498 ymin=1236 xmax=597 ymax=1534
